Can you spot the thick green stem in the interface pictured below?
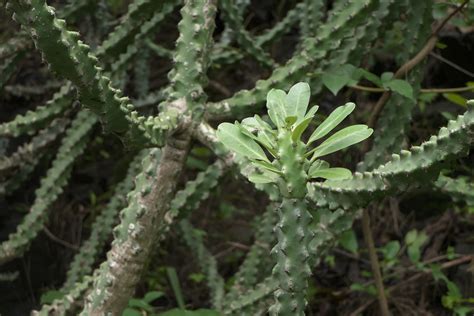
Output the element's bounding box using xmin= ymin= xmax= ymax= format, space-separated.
xmin=269 ymin=128 xmax=312 ymax=316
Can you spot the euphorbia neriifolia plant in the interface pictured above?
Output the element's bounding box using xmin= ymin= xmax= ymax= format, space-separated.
xmin=217 ymin=82 xmax=373 ymax=315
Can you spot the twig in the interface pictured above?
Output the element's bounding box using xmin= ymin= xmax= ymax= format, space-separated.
xmin=429 ymin=52 xmax=474 ymax=78
xmin=350 ymin=255 xmax=473 ymax=316
xmin=43 ymin=226 xmax=80 ymax=251
xmin=362 ymin=208 xmax=391 ymax=316
xmin=365 ymin=0 xmax=469 ymax=139
xmin=350 ymin=84 xmax=474 ymax=94
xmin=333 ymin=248 xmax=371 ymax=265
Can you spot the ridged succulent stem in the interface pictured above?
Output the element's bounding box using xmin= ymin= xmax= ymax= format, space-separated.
xmin=81 ymin=132 xmax=191 ymax=315
xmin=269 ymin=128 xmax=312 ymax=316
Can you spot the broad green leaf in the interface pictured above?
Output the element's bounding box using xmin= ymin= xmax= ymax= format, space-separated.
xmin=308 ymin=103 xmax=356 ymax=144
xmin=217 ymin=123 xmax=268 ymax=161
xmin=322 ymin=65 xmax=358 ymax=95
xmin=310 ymin=125 xmax=373 ymax=159
xmin=291 ymin=116 xmax=313 ymax=142
xmin=384 ymin=79 xmax=414 ymax=100
xmin=248 ymin=172 xmax=278 ymax=184
xmin=286 ymin=82 xmax=310 ymax=119
xmin=339 ymin=230 xmax=358 ymax=254
xmin=443 ymin=92 xmax=467 ymax=108
xmin=308 ymin=159 xmax=330 ymax=176
xmin=309 ymin=167 xmax=352 ymax=180
xmin=266 ymin=89 xmax=288 ymax=127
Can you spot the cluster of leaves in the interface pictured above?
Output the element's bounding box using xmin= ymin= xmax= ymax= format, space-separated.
xmin=217 ymin=83 xmax=372 ymax=185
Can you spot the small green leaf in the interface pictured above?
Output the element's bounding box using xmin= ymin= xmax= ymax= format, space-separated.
xmin=40 ymin=290 xmax=64 ymax=305
xmin=308 ymin=103 xmax=356 ymax=144
xmin=254 ymin=115 xmax=274 ymax=132
xmin=406 ymin=230 xmax=428 ymax=263
xmin=217 ymin=123 xmax=269 ymax=161
xmin=291 ymin=116 xmax=313 ymax=142
xmin=266 ymin=89 xmax=288 ymax=127
xmin=435 ymin=42 xmax=447 ymax=49
xmin=323 ymin=74 xmax=348 ymax=95
xmin=405 ymin=229 xmax=418 ymax=245
xmin=166 ymin=267 xmax=186 ymax=310
xmin=381 ymin=241 xmax=400 ymax=260
xmin=248 ymin=172 xmax=278 ymax=184
xmin=241 ymin=117 xmax=259 ymax=131
xmin=381 ymin=72 xmax=394 ymax=83
xmin=308 ymin=159 xmax=330 ymax=176
xmin=355 ymin=68 xmax=382 ymax=87
xmin=310 ymin=125 xmax=373 ymax=159
xmin=123 ymin=308 xmax=143 ymax=316
xmin=158 ymin=308 xmax=221 ymax=316
xmin=242 ymin=116 xmax=277 ymax=152
xmin=285 ymin=115 xmax=297 ymax=126
xmin=350 ymin=283 xmax=377 ymax=296
xmin=286 ymin=82 xmax=310 ymax=120
xmin=304 ymin=105 xmax=319 ymax=119
xmin=430 ymin=264 xmax=449 ymax=284
xmin=128 ymin=299 xmax=152 ymax=311
xmin=309 ymin=167 xmax=352 ymax=180
xmin=339 ymin=230 xmax=358 ymax=254
xmin=443 ymin=93 xmax=467 ymax=108
xmin=322 ymin=65 xmax=358 ymax=95
xmin=188 ymin=273 xmax=205 ymax=283
xmin=143 ymin=291 xmax=164 ymax=303
xmin=251 ymin=159 xmax=281 ymax=174
xmin=257 ymin=131 xmax=276 ymax=154
xmin=237 ymin=122 xmax=275 ymax=156
xmin=384 ymin=79 xmax=414 ymax=100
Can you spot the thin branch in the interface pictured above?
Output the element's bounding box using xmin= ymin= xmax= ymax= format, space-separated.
xmin=429 ymin=52 xmax=474 ymax=78
xmin=366 ymin=0 xmax=469 ymax=133
xmin=351 ymin=84 xmax=474 ymax=94
xmin=362 ymin=208 xmax=390 ymax=316
xmin=350 ymin=255 xmax=473 ymax=316
xmin=43 ymin=227 xmax=80 ymax=251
